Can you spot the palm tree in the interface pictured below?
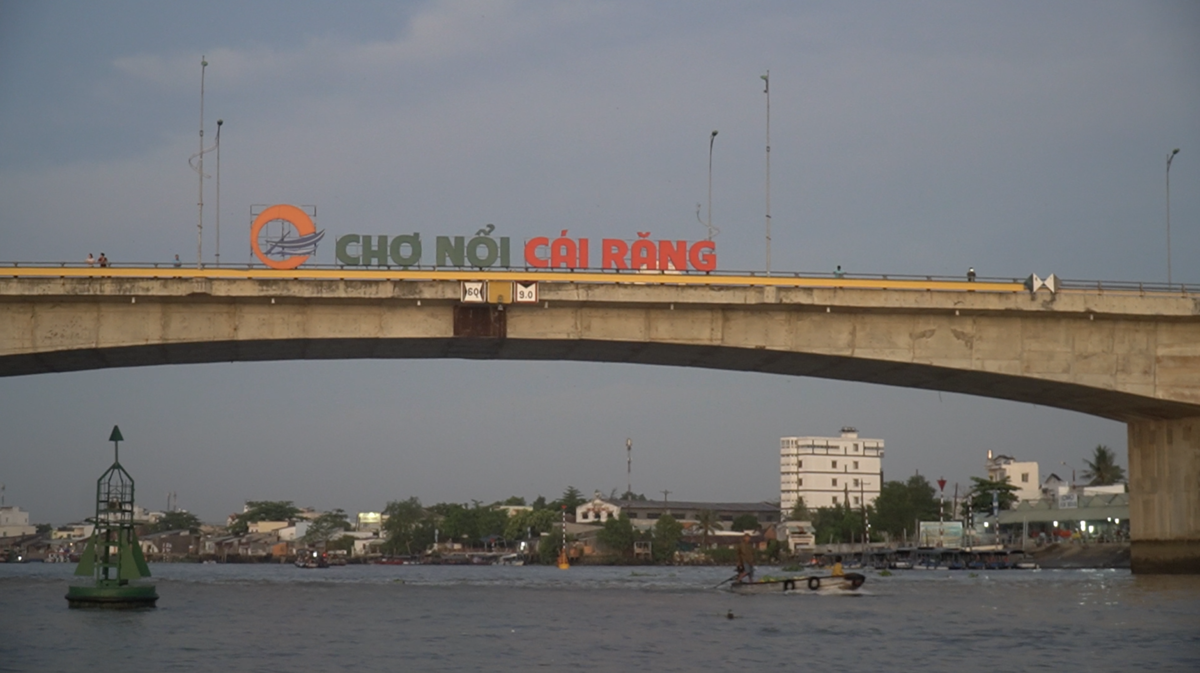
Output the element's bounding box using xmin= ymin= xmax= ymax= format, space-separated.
xmin=695 ymin=509 xmax=722 ymax=549
xmin=1081 ymin=445 xmax=1126 ymax=486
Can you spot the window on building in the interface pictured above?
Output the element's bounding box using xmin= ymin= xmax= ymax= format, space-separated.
xmin=854 ymin=444 xmax=859 ymax=451
xmin=647 ymin=513 xmax=660 ymax=520
xmin=832 ymin=496 xmax=839 ymax=505
xmin=1021 ymin=473 xmax=1029 ymax=483
xmin=628 ymin=513 xmax=638 ymax=518
xmin=854 ymin=496 xmax=861 ymax=505
xmin=832 ymin=478 xmax=838 ymax=487
xmin=853 ymin=478 xmax=860 ymax=487
xmin=798 ymin=478 xmax=803 ymax=487
xmin=832 ymin=460 xmax=838 ymax=469
xmin=720 ymin=515 xmax=733 ymax=522
xmin=798 ymin=460 xmax=803 ymax=469
xmin=853 ymin=461 xmax=859 ymax=469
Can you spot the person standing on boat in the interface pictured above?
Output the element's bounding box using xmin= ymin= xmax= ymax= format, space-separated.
xmin=735 ymin=532 xmax=756 ymax=583
xmin=830 ymin=555 xmax=845 ymax=577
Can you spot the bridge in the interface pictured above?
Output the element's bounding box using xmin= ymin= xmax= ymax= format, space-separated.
xmin=1 ymin=265 xmax=1198 ymax=573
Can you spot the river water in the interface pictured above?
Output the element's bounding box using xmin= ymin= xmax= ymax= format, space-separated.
xmin=2 ymin=563 xmax=1198 ymax=672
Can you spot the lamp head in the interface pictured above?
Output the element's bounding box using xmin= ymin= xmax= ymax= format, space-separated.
xmin=711 ymin=130 xmax=718 ymax=138
xmin=1172 ymin=148 xmax=1180 ymax=155
xmin=217 ymin=119 xmax=223 ymax=126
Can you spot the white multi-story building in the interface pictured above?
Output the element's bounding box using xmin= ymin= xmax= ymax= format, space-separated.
xmin=0 ymin=506 xmax=37 ymax=538
xmin=986 ymin=451 xmax=1041 ymax=502
xmin=781 ymin=427 xmax=884 ymax=513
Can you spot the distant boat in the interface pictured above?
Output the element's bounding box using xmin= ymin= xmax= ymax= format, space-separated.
xmin=729 ymin=573 xmax=866 ymax=594
xmin=294 ymin=550 xmax=328 ymax=569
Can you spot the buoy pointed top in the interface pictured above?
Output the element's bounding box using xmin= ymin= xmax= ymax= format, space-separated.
xmin=109 ymin=426 xmax=124 ymax=443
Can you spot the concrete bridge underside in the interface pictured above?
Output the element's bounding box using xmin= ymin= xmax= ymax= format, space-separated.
xmin=1 ymin=275 xmax=1198 ymax=572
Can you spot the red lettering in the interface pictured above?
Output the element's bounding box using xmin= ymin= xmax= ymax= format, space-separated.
xmin=689 ymin=240 xmax=716 ymax=272
xmin=550 ymin=231 xmax=577 ymax=268
xmin=630 ymin=239 xmax=656 ymax=270
xmin=602 ymin=239 xmax=628 ymax=269
xmin=658 ymin=240 xmax=687 ymax=271
xmin=524 ymin=237 xmax=549 ymax=268
xmin=578 ymin=238 xmax=590 ymax=269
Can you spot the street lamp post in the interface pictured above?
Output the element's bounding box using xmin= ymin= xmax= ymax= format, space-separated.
xmin=215 ymin=119 xmax=223 ymax=268
xmin=1167 ymin=148 xmax=1180 ymax=286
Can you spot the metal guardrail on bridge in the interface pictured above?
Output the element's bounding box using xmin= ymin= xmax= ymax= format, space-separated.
xmin=0 ymin=261 xmax=1194 ymax=295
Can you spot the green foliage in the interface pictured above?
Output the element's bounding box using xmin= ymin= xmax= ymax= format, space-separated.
xmin=382 ymin=497 xmax=432 ymax=555
xmin=1082 ymin=445 xmax=1126 ymax=486
xmin=871 ymin=475 xmax=940 ymax=540
xmin=35 ymin=523 xmax=53 ymax=534
xmin=502 ymin=496 xmax=526 ymax=506
xmin=961 ymin=477 xmax=1020 ymax=517
xmin=152 ymin=510 xmax=203 ymax=533
xmin=787 ymin=497 xmax=810 ymax=522
xmin=303 ymin=509 xmax=352 ymax=544
xmin=429 ymin=502 xmax=509 ymax=545
xmin=730 ymin=514 xmax=761 ymax=532
xmin=765 ymin=539 xmax=783 ymax=563
xmin=326 ymin=535 xmax=356 ymax=552
xmin=536 ymin=527 xmax=575 ymax=564
xmin=619 ymin=491 xmax=648 ymax=501
xmin=695 ymin=509 xmax=722 ymax=548
xmin=531 ymin=495 xmax=548 ymax=511
xmin=558 ymin=486 xmax=586 ymax=512
xmin=229 ymin=500 xmax=301 ymax=535
xmin=812 ymin=503 xmax=869 ymax=544
xmin=504 ymin=508 xmax=557 ymax=542
xmin=598 ymin=512 xmax=636 ymax=557
xmin=652 ymin=514 xmax=683 ymax=563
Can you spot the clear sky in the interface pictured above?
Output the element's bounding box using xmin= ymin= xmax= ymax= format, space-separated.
xmin=1 ymin=1 xmax=1197 ymax=525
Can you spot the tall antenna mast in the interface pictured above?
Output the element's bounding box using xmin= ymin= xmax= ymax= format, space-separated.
xmin=762 ymin=71 xmax=771 ymax=276
xmin=197 ymin=57 xmax=207 ymax=269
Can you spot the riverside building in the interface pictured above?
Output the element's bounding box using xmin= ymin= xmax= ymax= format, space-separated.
xmin=781 ymin=427 xmax=884 ymax=513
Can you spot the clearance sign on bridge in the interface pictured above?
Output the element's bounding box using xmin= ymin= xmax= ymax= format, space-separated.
xmin=250 ymin=204 xmax=717 ymax=272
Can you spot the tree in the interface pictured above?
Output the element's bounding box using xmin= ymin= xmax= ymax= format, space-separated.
xmin=1081 ymin=445 xmax=1126 ymax=486
xmin=430 ymin=502 xmax=508 ymax=546
xmin=302 ymin=509 xmax=352 ymax=545
xmin=695 ymin=510 xmax=722 ymax=548
xmin=961 ymin=477 xmax=1020 ymax=518
xmin=531 ymin=495 xmax=548 ymax=511
xmin=229 ymin=500 xmax=301 ymax=535
xmin=619 ymin=490 xmax=648 ymax=501
xmin=504 ymin=508 xmax=557 ymax=542
xmin=812 ymin=503 xmax=867 ymax=544
xmin=35 ymin=523 xmax=53 ymax=534
xmin=652 ymin=514 xmax=683 ymax=563
xmin=871 ymin=475 xmax=940 ymax=540
xmin=730 ymin=514 xmax=761 ymax=532
xmin=152 ymin=510 xmax=203 ymax=533
xmin=559 ymin=486 xmax=586 ymax=512
xmin=382 ymin=497 xmax=431 ymax=555
xmin=502 ymin=496 xmax=526 ymax=506
xmin=598 ymin=512 xmax=637 ymax=558
xmin=787 ymin=497 xmax=811 ymax=522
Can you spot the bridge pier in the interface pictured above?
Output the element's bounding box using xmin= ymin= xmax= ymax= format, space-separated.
xmin=1128 ymin=417 xmax=1200 ymax=574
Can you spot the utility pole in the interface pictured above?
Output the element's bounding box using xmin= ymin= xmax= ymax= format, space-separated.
xmin=626 ymin=438 xmax=632 ymax=498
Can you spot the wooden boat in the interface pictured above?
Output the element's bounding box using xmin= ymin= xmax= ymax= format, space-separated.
xmin=729 ymin=573 xmax=866 ymax=594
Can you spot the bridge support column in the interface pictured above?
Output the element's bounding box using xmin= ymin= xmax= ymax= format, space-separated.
xmin=1128 ymin=417 xmax=1200 ymax=574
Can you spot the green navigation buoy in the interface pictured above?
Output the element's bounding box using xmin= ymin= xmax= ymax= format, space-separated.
xmin=65 ymin=425 xmax=157 ymax=608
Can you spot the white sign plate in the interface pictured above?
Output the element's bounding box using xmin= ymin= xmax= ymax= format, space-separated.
xmin=461 ymin=281 xmax=485 ymax=303
xmin=515 ymin=281 xmax=538 ymax=303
